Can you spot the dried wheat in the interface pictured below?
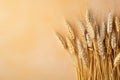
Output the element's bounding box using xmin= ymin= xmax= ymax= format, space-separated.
xmin=77 ymin=20 xmax=87 ymax=48
xmin=66 ymin=21 xmax=75 ymax=40
xmin=76 ymin=38 xmax=88 ymax=67
xmin=107 ymin=12 xmax=113 ymax=34
xmin=97 ymin=36 xmax=106 ymax=59
xmin=55 ymin=10 xmax=120 ymax=80
xmin=111 ymin=31 xmax=117 ymax=49
xmin=86 ymin=33 xmax=93 ymax=50
xmin=114 ymin=52 xmax=120 ymax=67
xmin=100 ymin=22 xmax=106 ymax=41
xmin=77 ymin=20 xmax=85 ymax=36
xmin=55 ymin=32 xmax=67 ymax=49
xmin=66 ymin=37 xmax=75 ymax=54
xmin=115 ymin=17 xmax=120 ymax=32
xmin=85 ymin=10 xmax=95 ymax=40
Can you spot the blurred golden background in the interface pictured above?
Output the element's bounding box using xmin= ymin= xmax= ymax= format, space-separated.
xmin=0 ymin=0 xmax=89 ymax=80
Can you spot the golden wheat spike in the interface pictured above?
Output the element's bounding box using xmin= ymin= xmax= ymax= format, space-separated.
xmin=107 ymin=12 xmax=113 ymax=34
xmin=115 ymin=16 xmax=120 ymax=32
xmin=114 ymin=52 xmax=120 ymax=67
xmin=77 ymin=20 xmax=85 ymax=36
xmin=77 ymin=20 xmax=87 ymax=49
xmin=100 ymin=22 xmax=106 ymax=41
xmin=66 ymin=37 xmax=76 ymax=55
xmin=111 ymin=31 xmax=117 ymax=49
xmin=55 ymin=32 xmax=67 ymax=49
xmin=76 ymin=38 xmax=88 ymax=67
xmin=97 ymin=36 xmax=106 ymax=59
xmin=86 ymin=33 xmax=93 ymax=51
xmin=65 ymin=21 xmax=75 ymax=40
xmin=85 ymin=9 xmax=95 ymax=40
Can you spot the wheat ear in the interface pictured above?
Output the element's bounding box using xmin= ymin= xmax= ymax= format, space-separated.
xmin=114 ymin=52 xmax=120 ymax=67
xmin=100 ymin=22 xmax=106 ymax=41
xmin=55 ymin=32 xmax=67 ymax=49
xmin=115 ymin=16 xmax=120 ymax=50
xmin=76 ymin=38 xmax=89 ymax=67
xmin=85 ymin=10 xmax=95 ymax=40
xmin=86 ymin=33 xmax=93 ymax=51
xmin=66 ymin=37 xmax=76 ymax=55
xmin=66 ymin=21 xmax=75 ymax=40
xmin=107 ymin=12 xmax=113 ymax=34
xmin=77 ymin=20 xmax=85 ymax=36
xmin=77 ymin=20 xmax=87 ymax=48
xmin=111 ymin=31 xmax=117 ymax=49
xmin=97 ymin=35 xmax=106 ymax=59
xmin=115 ymin=17 xmax=120 ymax=32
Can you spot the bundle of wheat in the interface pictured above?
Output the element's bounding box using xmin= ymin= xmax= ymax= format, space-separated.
xmin=55 ymin=10 xmax=120 ymax=80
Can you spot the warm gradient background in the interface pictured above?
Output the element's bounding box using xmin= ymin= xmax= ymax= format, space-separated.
xmin=0 ymin=0 xmax=89 ymax=80
xmin=2 ymin=0 xmax=120 ymax=80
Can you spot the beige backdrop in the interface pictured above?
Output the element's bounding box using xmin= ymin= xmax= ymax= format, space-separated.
xmin=0 ymin=0 xmax=89 ymax=80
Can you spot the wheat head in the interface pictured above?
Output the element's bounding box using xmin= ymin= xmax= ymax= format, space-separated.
xmin=114 ymin=52 xmax=120 ymax=67
xmin=107 ymin=12 xmax=113 ymax=34
xmin=55 ymin=32 xmax=67 ymax=49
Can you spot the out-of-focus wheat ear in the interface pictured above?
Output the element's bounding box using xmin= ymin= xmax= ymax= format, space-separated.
xmin=65 ymin=21 xmax=75 ymax=40
xmin=77 ymin=20 xmax=85 ymax=36
xmin=115 ymin=17 xmax=120 ymax=50
xmin=77 ymin=20 xmax=87 ymax=48
xmin=86 ymin=33 xmax=93 ymax=51
xmin=111 ymin=31 xmax=117 ymax=49
xmin=55 ymin=32 xmax=68 ymax=49
xmin=97 ymin=34 xmax=106 ymax=59
xmin=107 ymin=12 xmax=113 ymax=34
xmin=85 ymin=9 xmax=95 ymax=40
xmin=66 ymin=37 xmax=76 ymax=55
xmin=115 ymin=17 xmax=120 ymax=32
xmin=100 ymin=22 xmax=106 ymax=41
xmin=114 ymin=52 xmax=120 ymax=67
xmin=76 ymin=38 xmax=89 ymax=67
